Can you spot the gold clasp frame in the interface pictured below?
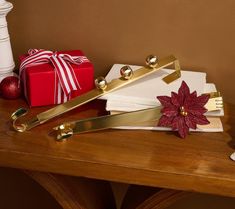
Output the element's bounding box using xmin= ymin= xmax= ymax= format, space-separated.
xmin=11 ymin=55 xmax=181 ymax=132
xmin=54 ymin=93 xmax=223 ymax=141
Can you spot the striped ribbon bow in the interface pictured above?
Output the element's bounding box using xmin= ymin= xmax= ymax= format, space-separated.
xmin=20 ymin=49 xmax=89 ymax=104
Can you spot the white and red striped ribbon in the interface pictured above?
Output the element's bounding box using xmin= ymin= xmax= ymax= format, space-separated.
xmin=20 ymin=49 xmax=89 ymax=104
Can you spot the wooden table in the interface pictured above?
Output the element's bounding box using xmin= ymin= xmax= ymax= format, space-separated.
xmin=0 ymin=98 xmax=235 ymax=209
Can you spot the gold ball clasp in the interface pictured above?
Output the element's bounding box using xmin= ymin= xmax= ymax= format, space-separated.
xmin=146 ymin=55 xmax=158 ymax=68
xmin=56 ymin=123 xmax=74 ymax=141
xmin=95 ymin=76 xmax=107 ymax=90
xmin=180 ymin=106 xmax=188 ymax=117
xmin=120 ymin=65 xmax=133 ymax=80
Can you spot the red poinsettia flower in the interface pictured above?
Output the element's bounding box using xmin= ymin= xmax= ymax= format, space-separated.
xmin=157 ymin=81 xmax=210 ymax=138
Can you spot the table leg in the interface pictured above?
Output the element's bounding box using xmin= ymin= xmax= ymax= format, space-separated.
xmin=25 ymin=170 xmax=116 ymax=209
xmin=121 ymin=185 xmax=190 ymax=209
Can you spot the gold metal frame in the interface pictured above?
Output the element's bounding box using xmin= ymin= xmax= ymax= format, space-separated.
xmin=53 ymin=93 xmax=223 ymax=141
xmin=11 ymin=55 xmax=181 ymax=132
xmin=54 ymin=107 xmax=162 ymax=141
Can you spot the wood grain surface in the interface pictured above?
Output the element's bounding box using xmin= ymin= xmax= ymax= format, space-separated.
xmin=0 ymin=98 xmax=235 ymax=198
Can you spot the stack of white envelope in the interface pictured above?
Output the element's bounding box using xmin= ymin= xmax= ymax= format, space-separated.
xmin=100 ymin=64 xmax=224 ymax=132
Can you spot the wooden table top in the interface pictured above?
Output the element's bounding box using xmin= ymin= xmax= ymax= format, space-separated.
xmin=0 ymin=98 xmax=235 ymax=198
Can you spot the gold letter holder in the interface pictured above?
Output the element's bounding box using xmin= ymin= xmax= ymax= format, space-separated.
xmin=54 ymin=92 xmax=223 ymax=141
xmin=11 ymin=55 xmax=181 ymax=132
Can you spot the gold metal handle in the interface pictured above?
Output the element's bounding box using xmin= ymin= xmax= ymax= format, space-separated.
xmin=11 ymin=108 xmax=28 ymax=132
xmin=54 ymin=107 xmax=162 ymax=141
xmin=11 ymin=55 xmax=181 ymax=132
xmin=11 ymin=108 xmax=41 ymax=132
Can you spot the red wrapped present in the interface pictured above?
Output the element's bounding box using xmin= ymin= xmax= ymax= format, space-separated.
xmin=19 ymin=49 xmax=94 ymax=107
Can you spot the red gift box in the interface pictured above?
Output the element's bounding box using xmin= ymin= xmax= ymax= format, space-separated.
xmin=20 ymin=50 xmax=94 ymax=107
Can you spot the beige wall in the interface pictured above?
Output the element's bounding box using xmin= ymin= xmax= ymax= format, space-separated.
xmin=7 ymin=0 xmax=235 ymax=104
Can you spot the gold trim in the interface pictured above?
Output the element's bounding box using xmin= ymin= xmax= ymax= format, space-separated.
xmin=11 ymin=55 xmax=181 ymax=132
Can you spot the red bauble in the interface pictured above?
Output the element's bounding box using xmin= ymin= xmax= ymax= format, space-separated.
xmin=0 ymin=76 xmax=21 ymax=99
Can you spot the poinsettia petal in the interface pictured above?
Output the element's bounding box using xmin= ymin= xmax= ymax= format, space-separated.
xmin=171 ymin=116 xmax=181 ymax=130
xmin=190 ymin=91 xmax=197 ymax=98
xmin=195 ymin=94 xmax=210 ymax=107
xmin=178 ymin=121 xmax=189 ymax=138
xmin=171 ymin=92 xmax=180 ymax=107
xmin=158 ymin=115 xmax=174 ymax=127
xmin=161 ymin=106 xmax=178 ymax=117
xmin=188 ymin=106 xmax=208 ymax=115
xmin=157 ymin=96 xmax=172 ymax=106
xmin=171 ymin=116 xmax=180 ymax=131
xmin=184 ymin=91 xmax=197 ymax=108
xmin=172 ymin=116 xmax=189 ymax=138
xmin=178 ymin=81 xmax=190 ymax=104
xmin=191 ymin=114 xmax=210 ymax=125
xmin=185 ymin=114 xmax=197 ymax=129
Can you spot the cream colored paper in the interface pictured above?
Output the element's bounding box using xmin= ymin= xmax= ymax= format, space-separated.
xmin=105 ymin=83 xmax=224 ymax=117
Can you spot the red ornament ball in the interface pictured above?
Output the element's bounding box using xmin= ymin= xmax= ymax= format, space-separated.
xmin=0 ymin=76 xmax=22 ymax=99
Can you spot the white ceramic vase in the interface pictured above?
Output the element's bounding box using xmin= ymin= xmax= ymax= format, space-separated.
xmin=0 ymin=0 xmax=15 ymax=82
